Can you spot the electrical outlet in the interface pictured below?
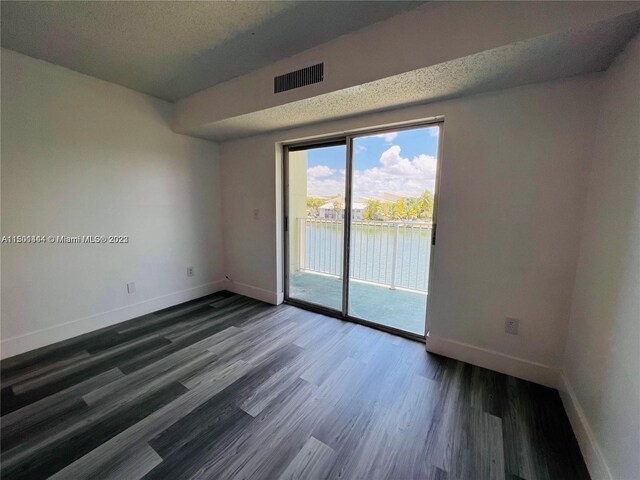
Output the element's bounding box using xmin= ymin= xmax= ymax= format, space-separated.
xmin=187 ymin=266 xmax=195 ymax=277
xmin=505 ymin=317 xmax=519 ymax=335
xmin=127 ymin=282 xmax=136 ymax=294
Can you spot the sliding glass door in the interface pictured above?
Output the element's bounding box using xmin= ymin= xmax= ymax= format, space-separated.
xmin=347 ymin=126 xmax=439 ymax=335
xmin=284 ymin=123 xmax=441 ymax=339
xmin=285 ymin=142 xmax=347 ymax=312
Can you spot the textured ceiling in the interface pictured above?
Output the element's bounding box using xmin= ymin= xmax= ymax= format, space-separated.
xmin=1 ymin=0 xmax=425 ymax=101
xmin=182 ymin=11 xmax=640 ymax=141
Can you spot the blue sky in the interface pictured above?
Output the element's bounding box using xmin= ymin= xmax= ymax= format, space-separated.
xmin=306 ymin=126 xmax=439 ymax=199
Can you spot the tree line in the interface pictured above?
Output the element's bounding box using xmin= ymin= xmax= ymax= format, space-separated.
xmin=306 ymin=190 xmax=434 ymax=221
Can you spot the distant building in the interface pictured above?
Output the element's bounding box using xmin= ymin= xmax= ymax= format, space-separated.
xmin=352 ymin=202 xmax=365 ymax=220
xmin=318 ymin=202 xmax=337 ymax=219
xmin=318 ymin=201 xmax=365 ymax=220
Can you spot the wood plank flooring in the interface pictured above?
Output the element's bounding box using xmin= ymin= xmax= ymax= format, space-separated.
xmin=0 ymin=292 xmax=589 ymax=480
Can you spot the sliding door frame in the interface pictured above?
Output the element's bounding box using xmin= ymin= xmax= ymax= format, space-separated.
xmin=282 ymin=137 xmax=347 ymax=319
xmin=282 ymin=118 xmax=444 ymax=343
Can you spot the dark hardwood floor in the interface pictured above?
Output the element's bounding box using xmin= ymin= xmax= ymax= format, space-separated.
xmin=0 ymin=292 xmax=589 ymax=480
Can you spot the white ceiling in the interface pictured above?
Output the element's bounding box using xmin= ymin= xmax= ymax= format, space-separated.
xmin=3 ymin=1 xmax=638 ymax=142
xmin=182 ymin=11 xmax=640 ymax=141
xmin=0 ymin=0 xmax=425 ymax=101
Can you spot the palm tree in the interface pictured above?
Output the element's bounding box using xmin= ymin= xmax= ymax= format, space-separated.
xmin=392 ymin=199 xmax=407 ymax=220
xmin=418 ymin=190 xmax=434 ymax=220
xmin=364 ymin=199 xmax=382 ymax=220
xmin=332 ymin=198 xmax=345 ymax=219
xmin=380 ymin=202 xmax=394 ymax=220
xmin=407 ymin=198 xmax=421 ymax=220
xmin=306 ymin=197 xmax=324 ymax=217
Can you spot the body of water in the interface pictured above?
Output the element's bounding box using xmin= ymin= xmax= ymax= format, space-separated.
xmin=298 ymin=219 xmax=433 ymax=292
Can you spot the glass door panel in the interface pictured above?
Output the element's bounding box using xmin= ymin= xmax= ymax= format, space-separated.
xmin=347 ymin=126 xmax=440 ymax=335
xmin=286 ymin=144 xmax=346 ymax=312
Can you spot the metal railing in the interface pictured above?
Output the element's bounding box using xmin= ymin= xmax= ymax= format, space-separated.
xmin=296 ymin=218 xmax=432 ymax=293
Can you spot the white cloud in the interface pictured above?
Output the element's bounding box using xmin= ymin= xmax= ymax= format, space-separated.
xmin=373 ymin=132 xmax=398 ymax=143
xmin=307 ymin=145 xmax=437 ymax=199
xmin=428 ymin=127 xmax=440 ymax=137
xmin=307 ymin=165 xmax=335 ymax=177
xmin=307 ymin=175 xmax=346 ymax=197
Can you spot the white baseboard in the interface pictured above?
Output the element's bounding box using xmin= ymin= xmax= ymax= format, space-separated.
xmin=223 ymin=280 xmax=282 ymax=305
xmin=0 ymin=280 xmax=227 ymax=360
xmin=425 ymin=334 xmax=560 ymax=388
xmin=558 ymin=372 xmax=612 ymax=480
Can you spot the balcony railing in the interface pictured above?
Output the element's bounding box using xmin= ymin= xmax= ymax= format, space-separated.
xmin=296 ymin=218 xmax=432 ymax=293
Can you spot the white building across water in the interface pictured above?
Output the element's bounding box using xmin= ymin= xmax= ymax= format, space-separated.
xmin=318 ymin=202 xmax=365 ymax=220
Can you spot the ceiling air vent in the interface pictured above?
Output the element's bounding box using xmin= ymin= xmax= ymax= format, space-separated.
xmin=274 ymin=63 xmax=324 ymax=93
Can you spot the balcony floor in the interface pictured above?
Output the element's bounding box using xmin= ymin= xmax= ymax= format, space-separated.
xmin=289 ymin=271 xmax=426 ymax=336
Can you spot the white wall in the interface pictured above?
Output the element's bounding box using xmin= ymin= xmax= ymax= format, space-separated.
xmin=0 ymin=49 xmax=224 ymax=358
xmin=560 ymin=36 xmax=640 ymax=480
xmin=288 ymin=151 xmax=307 ymax=273
xmin=219 ymin=75 xmax=603 ymax=386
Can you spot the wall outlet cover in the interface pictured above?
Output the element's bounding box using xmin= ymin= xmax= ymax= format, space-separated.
xmin=187 ymin=267 xmax=195 ymax=277
xmin=127 ymin=282 xmax=136 ymax=294
xmin=505 ymin=317 xmax=519 ymax=335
